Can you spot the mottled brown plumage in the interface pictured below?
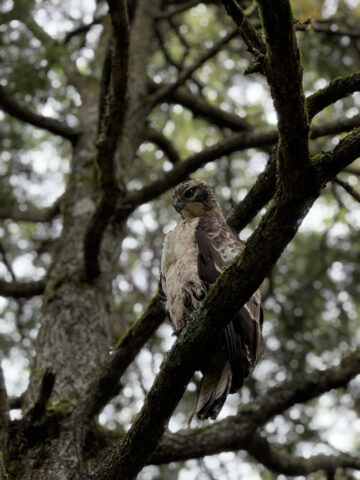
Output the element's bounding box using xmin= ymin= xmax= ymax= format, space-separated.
xmin=160 ymin=180 xmax=265 ymax=420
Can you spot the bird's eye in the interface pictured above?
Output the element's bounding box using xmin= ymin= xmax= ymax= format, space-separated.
xmin=184 ymin=188 xmax=195 ymax=198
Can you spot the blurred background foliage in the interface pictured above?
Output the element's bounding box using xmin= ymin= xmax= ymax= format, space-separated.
xmin=0 ymin=0 xmax=359 ymax=479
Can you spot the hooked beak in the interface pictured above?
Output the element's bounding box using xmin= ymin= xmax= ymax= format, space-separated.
xmin=173 ymin=200 xmax=185 ymax=214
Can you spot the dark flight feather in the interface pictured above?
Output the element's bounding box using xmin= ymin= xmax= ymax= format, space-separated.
xmin=195 ymin=216 xmax=265 ymax=395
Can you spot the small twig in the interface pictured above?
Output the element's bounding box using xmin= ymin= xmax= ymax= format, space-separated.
xmin=333 ymin=176 xmax=360 ymax=203
xmin=0 ymin=242 xmax=16 ymax=282
xmin=63 ymin=15 xmax=104 ymax=44
xmin=150 ymin=28 xmax=238 ymax=104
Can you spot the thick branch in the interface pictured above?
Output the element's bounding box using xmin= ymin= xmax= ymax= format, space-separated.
xmin=0 ymin=86 xmax=80 ymax=142
xmin=257 ymin=0 xmax=310 ymax=182
xmin=84 ymin=0 xmax=130 ymax=280
xmin=297 ymin=19 xmax=360 ymax=39
xmin=0 ymin=279 xmax=46 ymax=298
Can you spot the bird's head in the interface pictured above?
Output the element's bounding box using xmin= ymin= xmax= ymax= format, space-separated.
xmin=172 ymin=180 xmax=222 ymax=219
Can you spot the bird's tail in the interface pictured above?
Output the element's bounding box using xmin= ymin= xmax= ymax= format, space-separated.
xmin=191 ymin=358 xmax=231 ymax=422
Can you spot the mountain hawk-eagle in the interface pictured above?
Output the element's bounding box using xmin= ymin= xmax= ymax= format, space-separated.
xmin=160 ymin=179 xmax=265 ymax=420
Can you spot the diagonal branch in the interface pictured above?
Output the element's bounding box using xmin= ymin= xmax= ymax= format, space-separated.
xmin=247 ymin=433 xmax=360 ymax=476
xmin=150 ymin=28 xmax=238 ymax=104
xmin=148 ymin=80 xmax=251 ymax=131
xmin=145 ymin=128 xmax=181 ymax=164
xmin=0 ymin=86 xmax=80 ymax=142
xmin=315 ymin=128 xmax=360 ymax=183
xmin=333 ymin=176 xmax=360 ymax=203
xmin=307 ymin=71 xmax=360 ymax=121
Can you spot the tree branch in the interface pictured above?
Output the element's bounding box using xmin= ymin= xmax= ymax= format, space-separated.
xmin=315 ymin=128 xmax=360 ymax=183
xmin=83 ymin=0 xmax=130 ymax=281
xmin=310 ymin=115 xmax=360 ymax=138
xmin=333 ymin=176 xmax=360 ymax=203
xmin=247 ymin=433 xmax=360 ymax=476
xmin=227 ymin=147 xmax=276 ymax=231
xmin=148 ymin=80 xmax=251 ymax=131
xmin=257 ymin=0 xmax=310 ymax=184
xmin=0 ymin=279 xmax=46 ymax=298
xmin=63 ymin=15 xmax=104 ymax=45
xmin=150 ymin=28 xmax=238 ymax=104
xmin=221 ymin=0 xmax=267 ymax=55
xmin=0 ymin=87 xmax=80 ymax=142
xmin=307 ymin=72 xmax=360 ymax=121
xmin=145 ymin=128 xmax=181 ymax=164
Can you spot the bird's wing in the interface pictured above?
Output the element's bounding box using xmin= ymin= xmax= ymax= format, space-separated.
xmin=195 ymin=216 xmax=265 ymax=392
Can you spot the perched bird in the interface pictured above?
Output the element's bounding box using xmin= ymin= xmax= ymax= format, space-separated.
xmin=160 ymin=179 xmax=265 ymax=420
